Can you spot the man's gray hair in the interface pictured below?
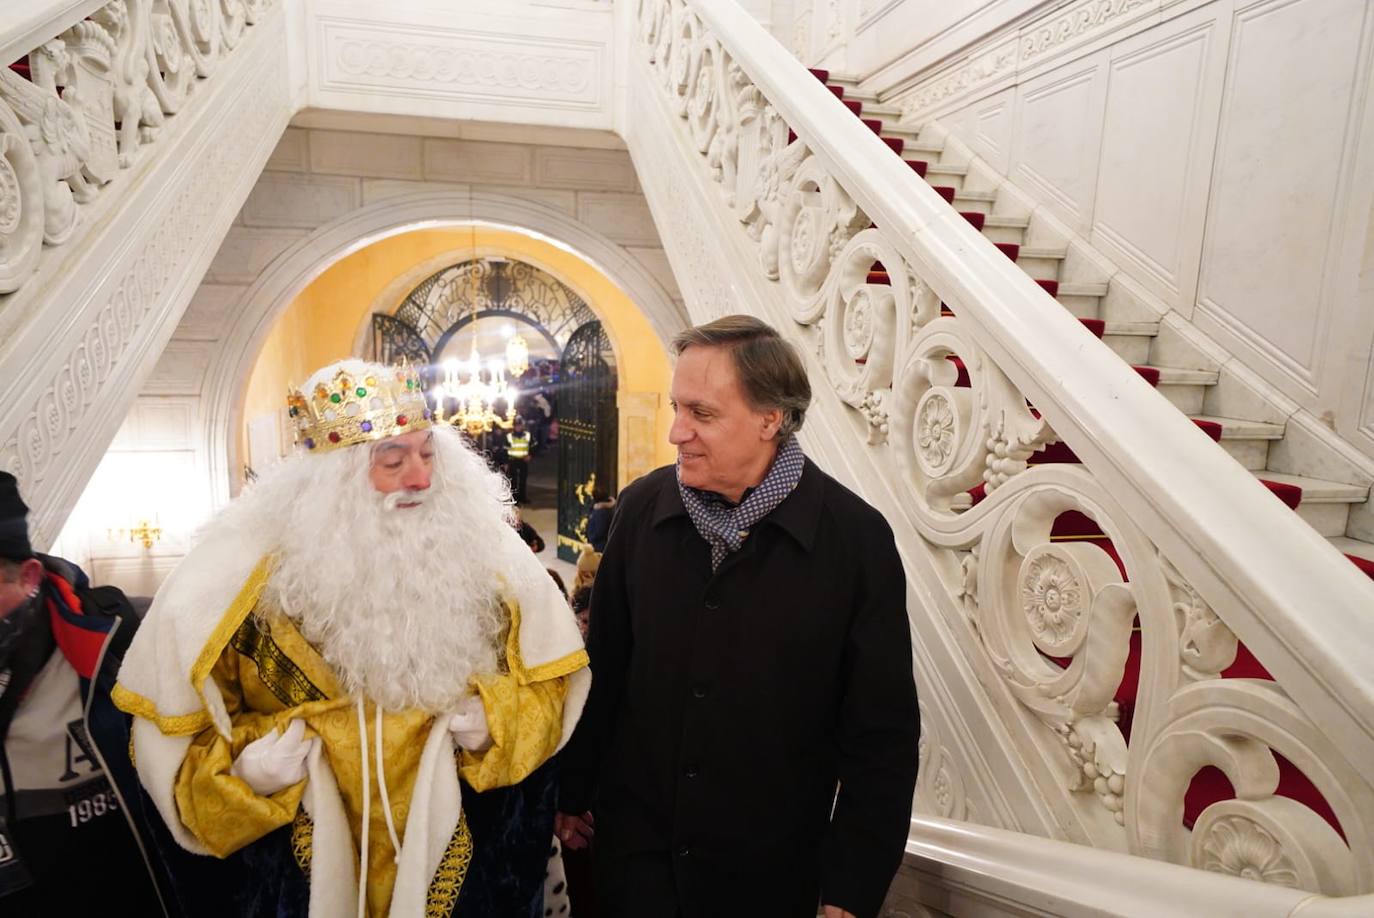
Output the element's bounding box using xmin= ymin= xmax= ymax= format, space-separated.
xmin=671 ymin=315 xmax=812 ymax=439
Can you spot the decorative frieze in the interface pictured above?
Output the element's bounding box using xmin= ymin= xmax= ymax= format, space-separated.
xmin=319 ymin=18 xmax=601 ymax=109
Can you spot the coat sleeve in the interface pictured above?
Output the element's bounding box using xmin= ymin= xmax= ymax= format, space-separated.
xmin=459 ymin=672 xmax=568 ymax=791
xmin=556 ymin=488 xmax=637 ymax=814
xmin=173 ymin=648 xmax=307 ymax=857
xmin=820 ymin=513 xmax=921 ymax=918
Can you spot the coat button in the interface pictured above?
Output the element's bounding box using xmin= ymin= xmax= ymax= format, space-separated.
xmin=677 ymin=844 xmax=691 ymax=857
xmin=704 ymin=598 xmax=720 ymax=610
xmin=692 ymin=684 xmax=708 ymax=699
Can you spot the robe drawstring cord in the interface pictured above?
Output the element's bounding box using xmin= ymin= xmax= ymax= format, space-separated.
xmin=354 ymin=696 xmax=405 ymax=918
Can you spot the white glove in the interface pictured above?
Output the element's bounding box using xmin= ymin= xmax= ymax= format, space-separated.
xmin=448 ymin=695 xmax=492 ymax=752
xmin=230 ymin=719 xmax=315 ymax=796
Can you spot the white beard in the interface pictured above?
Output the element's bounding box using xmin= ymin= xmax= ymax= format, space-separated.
xmin=213 ymin=426 xmax=517 ymax=713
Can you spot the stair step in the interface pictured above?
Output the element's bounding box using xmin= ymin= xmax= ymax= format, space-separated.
xmin=905 ymin=160 xmax=928 ymax=177
xmin=952 ymin=189 xmax=997 ymax=203
xmin=1258 ymin=472 xmax=1368 ymax=503
xmin=1192 ymin=415 xmax=1285 ymax=440
xmin=1053 ymin=281 xmax=1109 ymax=298
xmin=1014 ymin=246 xmax=1067 ymax=281
xmin=842 ymin=98 xmax=863 ymax=116
xmin=978 ymin=214 xmax=1029 ymax=244
xmin=925 ymin=163 xmax=968 ymax=178
xmin=1150 ymin=366 xmax=1221 ymax=386
xmin=1102 ymin=320 xmax=1160 ymax=337
xmin=1330 ymin=536 xmax=1374 ymax=564
xmin=1260 ymin=471 xmax=1368 ymax=537
xmin=878 ymin=125 xmax=923 ymax=141
xmin=904 ymin=140 xmax=944 ymax=157
xmin=862 ymin=103 xmax=904 ymax=119
xmin=1017 ymin=245 xmax=1065 ymax=262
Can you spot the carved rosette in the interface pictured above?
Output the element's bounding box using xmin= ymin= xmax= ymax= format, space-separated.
xmin=891 ymin=320 xmax=996 ymax=508
xmin=1131 ymin=680 xmax=1370 ymax=895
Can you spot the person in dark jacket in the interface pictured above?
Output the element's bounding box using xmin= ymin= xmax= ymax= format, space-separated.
xmin=0 ymin=472 xmax=169 ymax=914
xmin=585 ymin=485 xmax=615 ymax=553
xmin=556 ymin=316 xmax=920 ymax=918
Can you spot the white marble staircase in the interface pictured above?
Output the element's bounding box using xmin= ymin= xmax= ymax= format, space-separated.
xmin=813 ymin=69 xmax=1374 ymax=566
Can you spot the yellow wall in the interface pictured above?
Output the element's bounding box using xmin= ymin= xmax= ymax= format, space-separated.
xmin=240 ymin=227 xmax=676 ymax=478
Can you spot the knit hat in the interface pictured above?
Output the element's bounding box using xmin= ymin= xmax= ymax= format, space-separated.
xmin=0 ymin=472 xmax=33 ymax=563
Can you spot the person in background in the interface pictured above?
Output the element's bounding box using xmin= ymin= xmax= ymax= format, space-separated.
xmin=514 ymin=507 xmax=546 ymax=554
xmin=547 ymin=569 xmax=568 ymax=601
xmin=0 ymin=473 xmax=165 ymax=914
xmin=569 ymin=587 xmax=592 ymax=642
xmin=555 ymin=315 xmax=920 ymax=918
xmin=505 ymin=416 xmax=533 ymax=504
xmin=531 ymin=391 xmax=553 ymax=454
xmin=585 ymin=485 xmax=615 ymax=554
xmin=572 ymin=548 xmax=600 ymax=596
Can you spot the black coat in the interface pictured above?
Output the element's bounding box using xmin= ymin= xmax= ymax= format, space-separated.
xmin=559 ymin=460 xmax=920 ymax=918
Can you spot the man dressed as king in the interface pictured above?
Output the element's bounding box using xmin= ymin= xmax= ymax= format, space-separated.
xmin=113 ymin=358 xmax=590 ymax=917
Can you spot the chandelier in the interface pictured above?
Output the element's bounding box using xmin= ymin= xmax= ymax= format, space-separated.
xmin=434 ymin=349 xmax=517 ymax=436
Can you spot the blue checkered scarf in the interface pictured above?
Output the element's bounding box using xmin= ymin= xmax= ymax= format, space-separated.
xmin=678 ymin=436 xmax=805 ymax=570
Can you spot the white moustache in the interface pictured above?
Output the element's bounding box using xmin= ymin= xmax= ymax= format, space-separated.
xmin=383 ymin=489 xmax=430 ymax=511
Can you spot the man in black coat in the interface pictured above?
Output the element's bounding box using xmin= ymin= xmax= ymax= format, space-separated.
xmin=557 ymin=316 xmax=920 ymax=918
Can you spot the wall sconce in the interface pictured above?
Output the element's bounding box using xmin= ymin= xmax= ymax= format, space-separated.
xmin=108 ymin=516 xmax=162 ymax=550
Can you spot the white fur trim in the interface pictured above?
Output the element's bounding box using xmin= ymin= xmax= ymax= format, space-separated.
xmin=302 ymin=740 xmax=355 ymax=918
xmin=387 ymin=721 xmax=463 ymax=917
xmin=117 ymin=526 xmax=265 ymax=730
xmin=129 ymin=718 xmax=207 ymax=855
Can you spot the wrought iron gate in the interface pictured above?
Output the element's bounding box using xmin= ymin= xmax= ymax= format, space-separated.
xmin=558 ymin=321 xmax=618 ymax=563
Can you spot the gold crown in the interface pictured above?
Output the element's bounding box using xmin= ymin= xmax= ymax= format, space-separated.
xmin=287 ymin=363 xmax=433 ymax=454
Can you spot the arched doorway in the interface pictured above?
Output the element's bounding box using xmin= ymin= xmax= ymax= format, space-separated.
xmin=370 ymin=255 xmax=620 ymax=563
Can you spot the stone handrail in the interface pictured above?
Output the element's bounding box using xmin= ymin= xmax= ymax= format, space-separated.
xmin=0 ymin=1 xmax=107 ymax=68
xmin=629 ymin=0 xmax=1374 ymax=899
xmin=894 ymin=815 xmax=1373 ymax=916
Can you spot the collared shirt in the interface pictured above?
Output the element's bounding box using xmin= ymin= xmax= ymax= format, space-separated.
xmin=677 ymin=436 xmax=805 ymax=570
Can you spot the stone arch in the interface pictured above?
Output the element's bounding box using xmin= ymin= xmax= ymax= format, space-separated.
xmin=203 ymin=191 xmax=687 ymax=504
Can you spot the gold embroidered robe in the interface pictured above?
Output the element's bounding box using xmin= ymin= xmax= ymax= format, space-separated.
xmin=171 ymin=603 xmax=571 ymax=917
